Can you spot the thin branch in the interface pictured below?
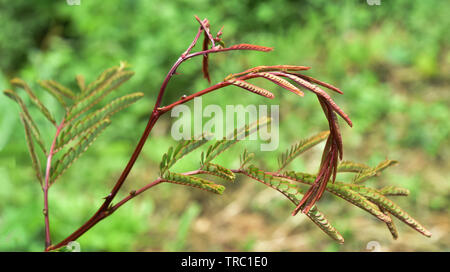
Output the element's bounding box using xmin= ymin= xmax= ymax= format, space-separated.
xmin=48 ymin=23 xmax=273 ymax=250
xmin=43 ymin=118 xmax=65 ymax=250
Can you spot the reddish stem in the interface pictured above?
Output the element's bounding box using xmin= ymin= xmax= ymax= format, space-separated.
xmin=43 ymin=118 xmax=65 ymax=250
xmin=47 ymin=32 xmax=234 ymax=252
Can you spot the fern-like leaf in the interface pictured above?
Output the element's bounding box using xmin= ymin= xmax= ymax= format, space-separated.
xmin=379 ymin=185 xmax=410 ymax=196
xmin=19 ymin=113 xmax=44 ymax=186
xmin=67 ymin=67 xmax=134 ymax=121
xmin=51 ymin=119 xmax=111 ymax=183
xmin=293 ymin=73 xmax=343 ymax=94
xmin=202 ymin=163 xmax=235 ymax=182
xmin=278 ymin=131 xmax=330 ymax=172
xmin=337 ymin=161 xmax=371 ymax=173
xmin=378 ymin=205 xmax=399 ymax=240
xmin=353 ymin=160 xmax=398 ymax=184
xmin=229 ymin=79 xmax=274 ymax=99
xmin=83 ymin=63 xmax=127 ymax=98
xmin=3 ymin=89 xmax=47 ymax=154
xmin=76 ymin=75 xmax=85 ymax=92
xmin=202 ymin=117 xmax=270 ymax=167
xmin=277 ymin=72 xmax=352 ymax=127
xmin=10 ymin=78 xmax=57 ymax=126
xmin=38 ymin=80 xmax=69 ymax=108
xmin=159 ymin=136 xmax=210 ymax=175
xmin=239 ymin=149 xmax=254 ymax=170
xmin=58 ymin=92 xmax=143 ymax=150
xmin=163 ymin=171 xmax=225 ymax=194
xmin=244 ymin=165 xmax=344 ymax=243
xmin=254 ymin=72 xmax=304 ymax=96
xmin=283 ymin=171 xmax=392 ymax=223
xmin=346 ymin=185 xmax=431 ymax=237
xmin=37 ymin=80 xmax=75 ymax=100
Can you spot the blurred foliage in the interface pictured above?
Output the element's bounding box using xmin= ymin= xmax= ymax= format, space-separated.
xmin=0 ymin=0 xmax=449 ymax=251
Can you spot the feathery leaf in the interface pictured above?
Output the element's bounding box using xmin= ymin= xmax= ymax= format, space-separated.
xmin=229 ymin=79 xmax=274 ymax=99
xmin=348 ymin=185 xmax=431 ymax=237
xmin=160 ymin=136 xmax=210 ymax=175
xmin=225 ymin=65 xmax=311 ymax=81
xmin=3 ymin=89 xmax=47 ymax=154
xmin=337 ymin=161 xmax=371 ymax=173
xmin=11 ymin=78 xmax=57 ymax=125
xmin=255 ymin=72 xmax=304 ymax=96
xmin=67 ymin=68 xmax=134 ymax=121
xmin=37 ymin=80 xmax=75 ymax=100
xmin=202 ymin=163 xmax=235 ymax=182
xmin=379 ymin=205 xmax=399 ymax=240
xmin=293 ymin=73 xmax=343 ymax=94
xmin=353 ymin=160 xmax=398 ymax=184
xmin=379 ymin=185 xmax=410 ymax=196
xmin=58 ymin=92 xmax=143 ymax=150
xmin=202 ymin=117 xmax=270 ymax=166
xmin=283 ymin=171 xmax=391 ymax=223
xmin=38 ymin=80 xmax=68 ymax=108
xmin=76 ymin=75 xmax=85 ymax=92
xmin=51 ymin=119 xmax=111 ymax=183
xmin=239 ymin=149 xmax=254 ymax=170
xmin=277 ymin=72 xmax=352 ymax=127
xmin=278 ymin=131 xmax=330 ymax=172
xmin=19 ymin=113 xmax=44 ymax=186
xmin=227 ymin=44 xmax=273 ymax=52
xmin=244 ymin=165 xmax=344 ymax=243
xmin=163 ymin=171 xmax=225 ymax=194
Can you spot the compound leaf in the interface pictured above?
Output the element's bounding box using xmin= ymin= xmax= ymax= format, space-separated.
xmin=11 ymin=78 xmax=57 ymax=125
xmin=51 ymin=118 xmax=111 ymax=183
xmin=278 ymin=131 xmax=330 ymax=171
xmin=163 ymin=171 xmax=225 ymax=194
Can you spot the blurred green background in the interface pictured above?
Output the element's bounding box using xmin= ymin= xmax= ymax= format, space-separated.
xmin=0 ymin=0 xmax=448 ymax=251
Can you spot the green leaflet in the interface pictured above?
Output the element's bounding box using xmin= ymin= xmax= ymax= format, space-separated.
xmin=51 ymin=119 xmax=111 ymax=184
xmin=38 ymin=80 xmax=69 ymax=108
xmin=83 ymin=64 xmax=126 ymax=97
xmin=282 ymin=171 xmax=391 ymax=223
xmin=247 ymin=165 xmax=300 ymax=196
xmin=57 ymin=92 xmax=143 ymax=150
xmin=278 ymin=131 xmax=330 ymax=171
xmin=337 ymin=161 xmax=371 ymax=173
xmin=353 ymin=160 xmax=398 ymax=184
xmin=244 ymin=165 xmax=344 ymax=243
xmin=379 ymin=205 xmax=399 ymax=240
xmin=3 ymin=89 xmax=47 ymax=154
xmin=38 ymin=80 xmax=75 ymax=100
xmin=201 ymin=139 xmax=237 ymax=167
xmin=19 ymin=113 xmax=43 ymax=186
xmin=239 ymin=149 xmax=254 ymax=170
xmin=379 ymin=185 xmax=410 ymax=196
xmin=160 ymin=137 xmax=210 ymax=175
xmin=202 ymin=163 xmax=235 ymax=182
xmin=66 ymin=69 xmax=135 ymax=122
xmin=202 ymin=117 xmax=271 ymax=167
xmin=163 ymin=171 xmax=225 ymax=194
xmin=346 ymin=185 xmax=432 ymax=237
xmin=76 ymin=75 xmax=85 ymax=92
xmin=307 ymin=206 xmax=345 ymax=244
xmin=11 ymin=78 xmax=57 ymax=126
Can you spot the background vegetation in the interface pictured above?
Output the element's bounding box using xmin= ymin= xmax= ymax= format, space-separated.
xmin=0 ymin=0 xmax=448 ymax=251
